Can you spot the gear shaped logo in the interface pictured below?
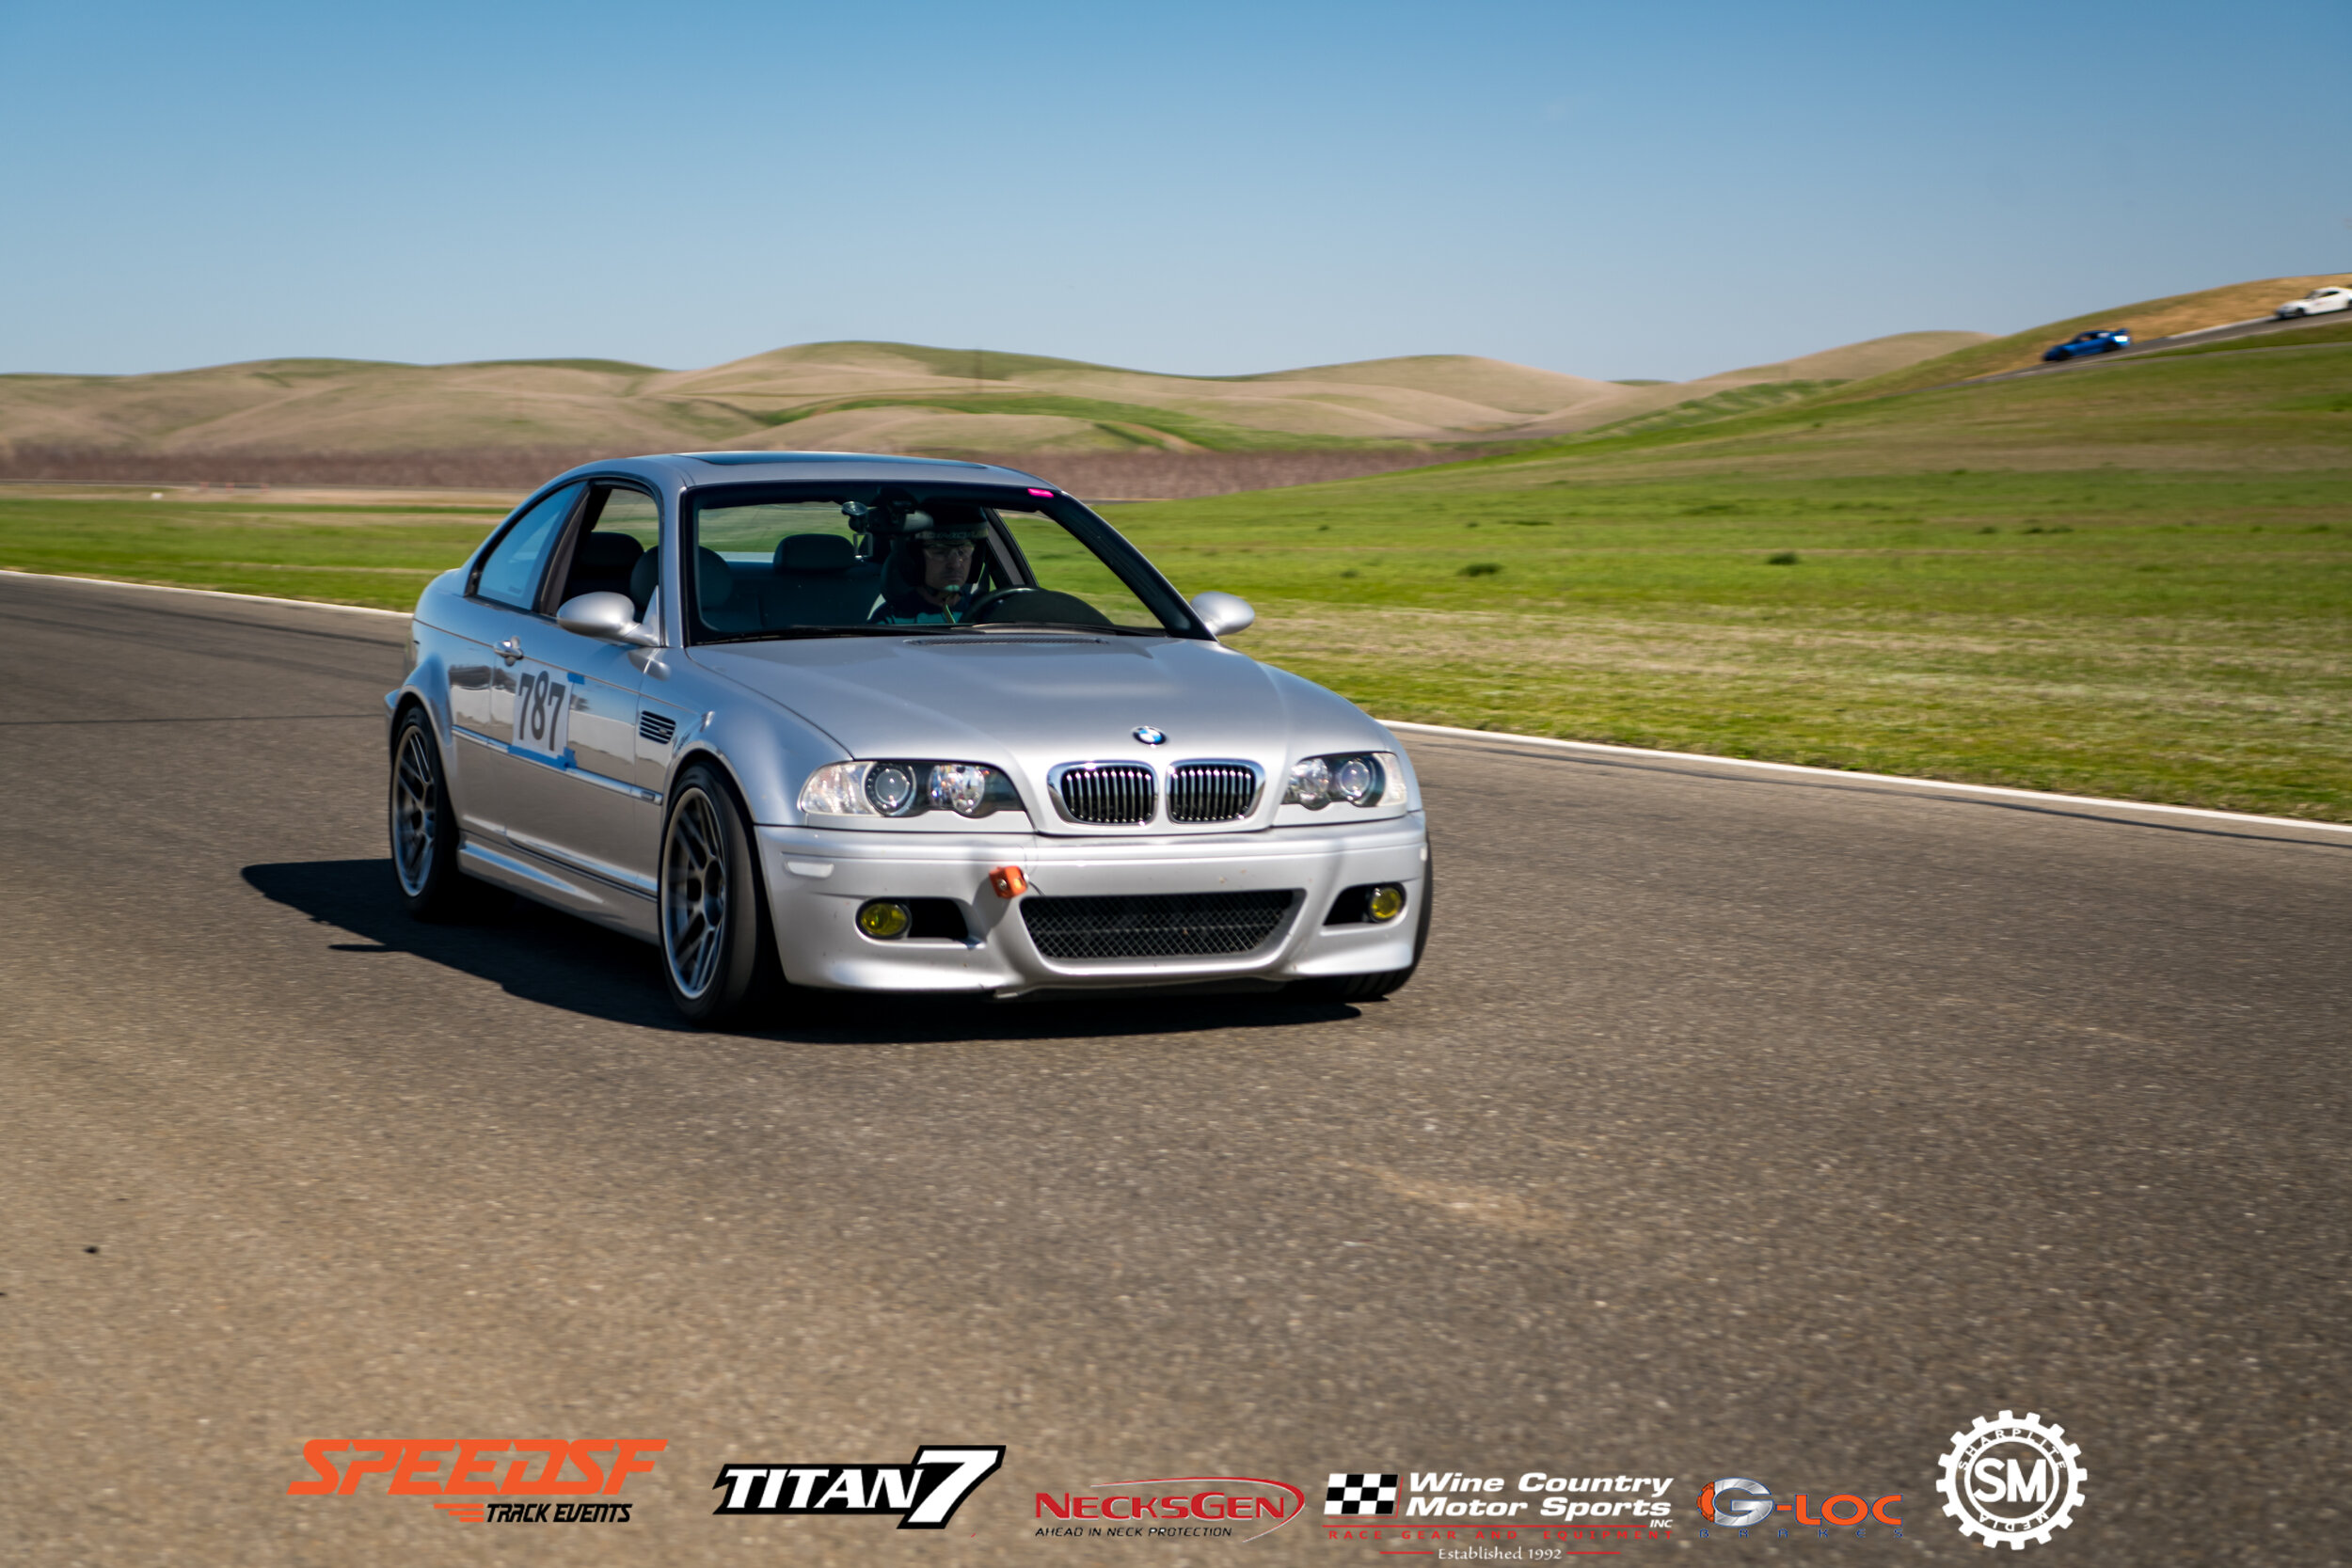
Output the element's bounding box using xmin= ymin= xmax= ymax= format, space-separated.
xmin=1937 ymin=1410 xmax=2086 ymax=1549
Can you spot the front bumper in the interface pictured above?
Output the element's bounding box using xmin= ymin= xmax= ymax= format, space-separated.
xmin=755 ymin=814 xmax=1429 ymax=995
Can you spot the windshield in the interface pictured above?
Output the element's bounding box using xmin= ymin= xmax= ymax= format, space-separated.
xmin=681 ymin=482 xmax=1197 ymax=643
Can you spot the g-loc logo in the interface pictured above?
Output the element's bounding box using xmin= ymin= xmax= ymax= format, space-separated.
xmin=712 ymin=1446 xmax=1004 ymax=1529
xmin=1693 ymin=1478 xmax=1902 ymax=1535
xmin=1697 ymin=1478 xmax=1773 ymax=1528
xmin=1936 ymin=1411 xmax=2086 ymax=1549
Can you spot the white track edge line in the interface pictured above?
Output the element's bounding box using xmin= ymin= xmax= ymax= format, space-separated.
xmin=1380 ymin=720 xmax=2352 ymax=836
xmin=8 ymin=571 xmax=2340 ymax=838
xmin=0 ymin=567 xmax=411 ymax=618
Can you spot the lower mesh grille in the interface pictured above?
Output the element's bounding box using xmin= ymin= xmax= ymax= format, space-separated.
xmin=1054 ymin=763 xmax=1155 ymax=824
xmin=1022 ymin=891 xmax=1296 ymax=959
xmin=1168 ymin=763 xmax=1260 ymax=822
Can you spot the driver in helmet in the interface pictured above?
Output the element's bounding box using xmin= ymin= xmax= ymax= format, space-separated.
xmin=869 ymin=500 xmax=993 ymax=625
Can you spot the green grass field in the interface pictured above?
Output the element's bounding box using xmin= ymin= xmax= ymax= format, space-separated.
xmin=0 ymin=492 xmax=501 ymax=609
xmin=3 ymin=322 xmax=2347 ymax=820
xmin=1127 ymin=333 xmax=2352 ymax=821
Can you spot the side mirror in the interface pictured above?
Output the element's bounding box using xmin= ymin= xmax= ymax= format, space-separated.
xmin=557 ymin=592 xmax=660 ymax=647
xmin=1189 ymin=590 xmax=1255 ymax=638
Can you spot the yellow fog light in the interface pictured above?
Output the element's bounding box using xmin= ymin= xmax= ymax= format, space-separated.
xmin=856 ymin=899 xmax=913 ymax=940
xmin=1366 ymin=884 xmax=1406 ymax=922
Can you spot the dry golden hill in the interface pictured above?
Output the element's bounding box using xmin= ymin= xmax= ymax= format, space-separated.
xmin=0 ymin=332 xmax=1986 ymax=475
xmin=1695 ymin=330 xmax=1995 ymax=386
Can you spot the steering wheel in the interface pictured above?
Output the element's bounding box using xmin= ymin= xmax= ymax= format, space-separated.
xmin=958 ymin=586 xmax=1029 ymax=622
xmin=964 ymin=587 xmax=1115 ymax=627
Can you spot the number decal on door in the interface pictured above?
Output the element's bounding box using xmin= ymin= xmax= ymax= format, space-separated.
xmin=507 ymin=661 xmax=575 ymax=762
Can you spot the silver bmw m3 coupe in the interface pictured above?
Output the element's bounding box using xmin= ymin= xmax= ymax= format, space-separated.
xmin=387 ymin=452 xmax=1430 ymax=1022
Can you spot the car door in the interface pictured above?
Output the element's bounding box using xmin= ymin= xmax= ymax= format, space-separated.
xmin=487 ymin=482 xmax=666 ymax=907
xmin=439 ymin=481 xmax=586 ymax=840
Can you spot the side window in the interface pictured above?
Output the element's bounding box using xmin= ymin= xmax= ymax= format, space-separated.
xmin=594 ymin=487 xmax=661 ymax=550
xmin=558 ymin=485 xmax=663 ymax=614
xmin=474 ymin=483 xmax=583 ymax=610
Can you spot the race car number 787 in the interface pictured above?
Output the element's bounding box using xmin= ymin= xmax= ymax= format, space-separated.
xmin=508 ymin=662 xmax=574 ymax=762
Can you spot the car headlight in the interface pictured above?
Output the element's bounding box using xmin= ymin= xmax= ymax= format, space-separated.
xmin=798 ymin=760 xmax=1022 ymax=818
xmin=1282 ymin=751 xmax=1394 ymax=810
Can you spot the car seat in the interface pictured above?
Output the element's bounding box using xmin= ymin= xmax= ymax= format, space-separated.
xmin=694 ymin=546 xmax=764 ymax=634
xmin=627 ymin=550 xmax=660 ymax=618
xmin=563 ymin=531 xmax=644 ymax=605
xmin=762 ymin=533 xmax=882 ymax=627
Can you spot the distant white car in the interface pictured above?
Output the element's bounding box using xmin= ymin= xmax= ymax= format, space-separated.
xmin=2275 ymin=285 xmax=2352 ymax=319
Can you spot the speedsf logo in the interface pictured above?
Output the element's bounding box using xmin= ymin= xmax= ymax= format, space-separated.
xmin=288 ymin=1439 xmax=663 ymax=1524
xmin=712 ymin=1445 xmax=1004 ymax=1529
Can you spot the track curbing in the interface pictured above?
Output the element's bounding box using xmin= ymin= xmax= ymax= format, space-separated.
xmin=1381 ymin=720 xmax=2352 ymax=837
xmin=0 ymin=566 xmax=413 ymax=618
xmin=7 ymin=569 xmax=2343 ymax=838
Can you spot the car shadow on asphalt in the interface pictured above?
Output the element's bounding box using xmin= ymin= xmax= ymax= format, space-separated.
xmin=243 ymin=859 xmax=1363 ymax=1043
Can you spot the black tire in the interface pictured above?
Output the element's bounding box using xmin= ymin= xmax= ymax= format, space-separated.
xmin=389 ymin=706 xmax=503 ymax=920
xmin=1287 ymin=853 xmax=1435 ymax=1003
xmin=659 ymin=762 xmax=785 ymax=1025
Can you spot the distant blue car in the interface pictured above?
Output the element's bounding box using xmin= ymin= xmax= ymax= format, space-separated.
xmin=2042 ymin=328 xmax=2131 ymax=362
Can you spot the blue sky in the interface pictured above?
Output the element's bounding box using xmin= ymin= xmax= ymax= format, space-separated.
xmin=2 ymin=0 xmax=2345 ymax=381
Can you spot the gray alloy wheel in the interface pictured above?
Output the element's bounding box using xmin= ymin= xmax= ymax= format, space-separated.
xmin=660 ymin=764 xmax=782 ymax=1024
xmin=391 ymin=721 xmax=438 ymax=897
xmin=389 ymin=707 xmax=499 ymax=920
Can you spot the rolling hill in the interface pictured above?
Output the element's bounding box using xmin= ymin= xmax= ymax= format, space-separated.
xmin=13 ymin=268 xmax=2337 ymax=494
xmin=0 ymin=332 xmax=1986 ymax=487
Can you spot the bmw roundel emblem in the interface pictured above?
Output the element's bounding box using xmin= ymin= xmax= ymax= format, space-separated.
xmin=1133 ymin=725 xmax=1168 ymax=745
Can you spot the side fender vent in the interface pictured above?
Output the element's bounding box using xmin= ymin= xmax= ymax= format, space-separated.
xmin=638 ymin=711 xmax=678 ymax=747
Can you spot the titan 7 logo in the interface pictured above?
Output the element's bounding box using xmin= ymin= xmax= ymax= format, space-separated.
xmin=712 ymin=1446 xmax=1006 ymax=1529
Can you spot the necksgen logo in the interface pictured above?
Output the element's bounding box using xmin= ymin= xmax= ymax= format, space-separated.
xmin=1034 ymin=1474 xmax=1307 ymax=1544
xmin=288 ymin=1439 xmax=664 ymax=1525
xmin=711 ymin=1446 xmax=1005 ymax=1529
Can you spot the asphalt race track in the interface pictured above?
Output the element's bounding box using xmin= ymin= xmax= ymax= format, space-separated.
xmin=1949 ymin=308 xmax=2334 ymax=388
xmin=3 ymin=571 xmax=2347 ymax=1566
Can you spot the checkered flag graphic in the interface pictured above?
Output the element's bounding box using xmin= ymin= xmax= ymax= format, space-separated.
xmin=1326 ymin=1473 xmax=1400 ymax=1516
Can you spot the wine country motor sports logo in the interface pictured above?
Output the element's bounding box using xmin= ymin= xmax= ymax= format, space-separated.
xmin=1322 ymin=1470 xmax=1675 ymax=1551
xmin=287 ymin=1439 xmax=664 ymax=1524
xmin=1692 ymin=1477 xmax=1904 ymax=1539
xmin=1936 ymin=1411 xmax=2087 ymax=1549
xmin=711 ymin=1446 xmax=1005 ymax=1528
xmin=1032 ymin=1474 xmax=1307 ymax=1544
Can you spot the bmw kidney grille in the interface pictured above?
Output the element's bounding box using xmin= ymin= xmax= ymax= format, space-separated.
xmin=1054 ymin=763 xmax=1156 ymax=824
xmin=1167 ymin=762 xmax=1260 ymax=822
